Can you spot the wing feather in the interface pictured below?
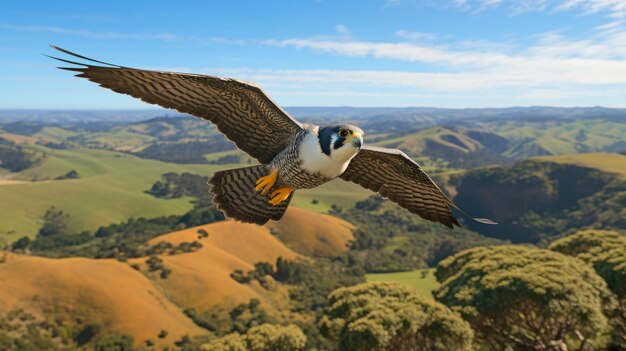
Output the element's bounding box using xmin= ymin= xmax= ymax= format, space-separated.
xmin=340 ymin=146 xmax=495 ymax=228
xmin=49 ymin=46 xmax=302 ymax=163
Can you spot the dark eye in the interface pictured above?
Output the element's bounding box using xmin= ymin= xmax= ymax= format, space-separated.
xmin=338 ymin=129 xmax=349 ymax=138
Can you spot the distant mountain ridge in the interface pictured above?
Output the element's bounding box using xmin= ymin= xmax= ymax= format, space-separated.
xmin=2 ymin=106 xmax=626 ymax=124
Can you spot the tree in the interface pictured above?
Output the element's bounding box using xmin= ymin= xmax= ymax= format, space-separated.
xmin=93 ymin=334 xmax=134 ymax=351
xmin=550 ymin=230 xmax=626 ymax=349
xmin=321 ymin=282 xmax=473 ymax=351
xmin=202 ymin=324 xmax=306 ymax=351
xmin=11 ymin=236 xmax=30 ymax=251
xmin=434 ymin=245 xmax=616 ymax=351
xmin=38 ymin=207 xmax=69 ymax=237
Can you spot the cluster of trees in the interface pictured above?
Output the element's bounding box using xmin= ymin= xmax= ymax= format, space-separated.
xmin=550 ymin=230 xmax=626 ymax=349
xmin=146 ymin=172 xmax=210 ymax=199
xmin=0 ymin=138 xmax=40 ymax=172
xmin=0 ymin=309 xmax=73 ymax=351
xmin=321 ymin=282 xmax=473 ymax=351
xmin=135 ymin=140 xmax=234 ymax=164
xmin=144 ymin=255 xmax=172 ymax=279
xmin=435 ymin=245 xmax=617 ymax=350
xmin=0 ymin=309 xmax=139 ymax=351
xmin=139 ymin=240 xmax=203 ymax=258
xmin=237 ymin=256 xmax=364 ymax=311
xmin=11 ymin=207 xmax=92 ymax=253
xmin=54 ymin=169 xmax=79 ymax=180
xmin=225 ymin=256 xmax=364 ymax=349
xmin=201 ymin=324 xmax=306 ymax=351
xmin=184 ymin=299 xmax=275 ymax=337
xmin=311 ymin=231 xmax=624 ymax=351
xmin=338 ymin=196 xmax=503 ymax=272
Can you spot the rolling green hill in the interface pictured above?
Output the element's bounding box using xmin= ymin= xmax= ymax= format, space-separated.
xmin=372 ymin=119 xmax=626 ymax=168
xmin=0 ymin=144 xmax=371 ymax=242
xmin=0 ymin=145 xmax=210 ymax=241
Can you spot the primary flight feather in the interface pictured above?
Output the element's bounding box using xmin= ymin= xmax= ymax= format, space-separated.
xmin=48 ymin=45 xmax=495 ymax=228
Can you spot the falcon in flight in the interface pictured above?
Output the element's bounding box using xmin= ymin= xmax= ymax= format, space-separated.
xmin=49 ymin=46 xmax=494 ymax=228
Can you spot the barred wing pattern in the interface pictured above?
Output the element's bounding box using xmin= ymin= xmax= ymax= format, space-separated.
xmin=49 ymin=46 xmax=302 ymax=163
xmin=341 ymin=146 xmax=463 ymax=228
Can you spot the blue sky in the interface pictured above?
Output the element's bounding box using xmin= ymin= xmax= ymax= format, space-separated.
xmin=2 ymin=0 xmax=626 ymax=108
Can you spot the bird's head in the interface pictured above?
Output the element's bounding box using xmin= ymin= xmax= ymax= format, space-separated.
xmin=317 ymin=124 xmax=364 ymax=160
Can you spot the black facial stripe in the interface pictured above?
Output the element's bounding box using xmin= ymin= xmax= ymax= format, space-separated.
xmin=318 ymin=126 xmax=336 ymax=156
xmin=333 ymin=136 xmax=344 ymax=150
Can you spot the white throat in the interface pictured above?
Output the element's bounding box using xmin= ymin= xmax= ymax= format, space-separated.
xmin=299 ymin=132 xmax=359 ymax=179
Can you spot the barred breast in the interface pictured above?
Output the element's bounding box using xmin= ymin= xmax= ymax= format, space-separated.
xmin=270 ymin=129 xmax=332 ymax=189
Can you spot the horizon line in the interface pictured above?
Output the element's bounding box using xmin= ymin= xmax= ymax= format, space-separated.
xmin=0 ymin=105 xmax=624 ymax=111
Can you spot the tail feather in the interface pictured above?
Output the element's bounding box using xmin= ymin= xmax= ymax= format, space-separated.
xmin=209 ymin=165 xmax=293 ymax=225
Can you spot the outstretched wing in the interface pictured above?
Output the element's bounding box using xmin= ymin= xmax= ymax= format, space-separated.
xmin=340 ymin=146 xmax=495 ymax=228
xmin=48 ymin=45 xmax=303 ymax=163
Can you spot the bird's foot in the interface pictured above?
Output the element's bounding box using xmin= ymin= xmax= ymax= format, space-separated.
xmin=255 ymin=169 xmax=278 ymax=195
xmin=269 ymin=187 xmax=294 ymax=206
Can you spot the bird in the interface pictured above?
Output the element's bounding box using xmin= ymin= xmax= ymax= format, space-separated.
xmin=48 ymin=45 xmax=495 ymax=228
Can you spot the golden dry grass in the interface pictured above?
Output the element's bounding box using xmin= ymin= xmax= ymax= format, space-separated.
xmin=0 ymin=252 xmax=206 ymax=347
xmin=141 ymin=220 xmax=299 ymax=313
xmin=266 ymin=207 xmax=355 ymax=256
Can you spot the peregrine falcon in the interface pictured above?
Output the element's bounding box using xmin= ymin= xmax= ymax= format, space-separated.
xmin=49 ymin=46 xmax=495 ymax=228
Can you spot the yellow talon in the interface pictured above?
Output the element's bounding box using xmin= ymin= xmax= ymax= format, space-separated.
xmin=269 ymin=187 xmax=294 ymax=206
xmin=255 ymin=169 xmax=278 ymax=195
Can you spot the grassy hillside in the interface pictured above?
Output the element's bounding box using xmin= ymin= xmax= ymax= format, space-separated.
xmin=0 ymin=145 xmax=214 ymax=241
xmin=371 ymin=119 xmax=626 ymax=168
xmin=493 ymin=120 xmax=626 ymax=156
xmin=141 ymin=220 xmax=299 ymax=312
xmin=0 ymin=252 xmax=206 ymax=348
xmin=366 ymin=268 xmax=439 ymax=298
xmin=266 ymin=206 xmax=355 ymax=256
xmin=0 ymin=143 xmax=370 ymax=242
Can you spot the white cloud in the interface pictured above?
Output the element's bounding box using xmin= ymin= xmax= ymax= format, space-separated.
xmin=203 ymin=66 xmax=626 ymax=107
xmin=257 ymin=20 xmax=626 ymax=103
xmin=266 ymin=38 xmax=511 ymax=66
xmin=395 ymin=29 xmax=438 ymax=41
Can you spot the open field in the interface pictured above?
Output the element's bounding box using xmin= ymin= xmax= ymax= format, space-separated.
xmin=366 ymin=269 xmax=440 ymax=298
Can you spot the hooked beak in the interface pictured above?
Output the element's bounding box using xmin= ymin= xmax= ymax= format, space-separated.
xmin=344 ymin=132 xmax=363 ymax=147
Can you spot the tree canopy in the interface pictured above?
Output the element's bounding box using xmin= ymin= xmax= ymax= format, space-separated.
xmin=201 ymin=324 xmax=306 ymax=351
xmin=321 ymin=281 xmax=473 ymax=351
xmin=434 ymin=245 xmax=616 ymax=351
xmin=549 ymin=230 xmax=626 ymax=298
xmin=37 ymin=207 xmax=69 ymax=237
xmin=550 ymin=230 xmax=626 ymax=349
